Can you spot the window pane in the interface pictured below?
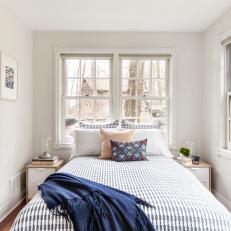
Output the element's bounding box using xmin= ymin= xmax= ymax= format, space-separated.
xmin=80 ymin=79 xmax=94 ymax=96
xmin=137 ymin=100 xmax=166 ymax=119
xmin=151 ymin=79 xmax=166 ymax=97
xmin=96 ymin=79 xmax=110 ymax=96
xmin=122 ymin=99 xmax=136 ymax=118
xmin=135 ymin=79 xmax=166 ymax=97
xmin=66 ymin=79 xmax=80 ymax=96
xmin=137 ymin=60 xmax=151 ymax=78
xmin=80 ymin=60 xmax=93 ymax=78
xmin=80 ymin=99 xmax=94 ymax=119
xmin=66 ymin=99 xmax=79 ymax=119
xmin=122 ymin=60 xmax=131 ymax=78
xmin=95 ymin=99 xmax=110 ymax=119
xmin=122 ymin=99 xmax=167 ymax=126
xmin=152 ymin=60 xmax=167 ymax=78
xmin=122 ymin=60 xmax=151 ymax=79
xmin=65 ymin=99 xmax=79 ymax=135
xmin=122 ymin=60 xmax=137 ymax=78
xmin=66 ymin=59 xmax=94 ymax=78
xmin=66 ymin=59 xmax=80 ymax=77
xmin=122 ymin=79 xmax=136 ymax=96
xmin=137 ymin=79 xmax=150 ymax=97
xmin=96 ymin=60 xmax=110 ymax=78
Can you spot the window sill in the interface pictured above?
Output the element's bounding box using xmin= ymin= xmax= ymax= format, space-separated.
xmin=218 ymin=149 xmax=231 ymax=160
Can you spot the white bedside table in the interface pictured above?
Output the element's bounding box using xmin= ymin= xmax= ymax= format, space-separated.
xmin=176 ymin=159 xmax=211 ymax=191
xmin=26 ymin=160 xmax=64 ymax=203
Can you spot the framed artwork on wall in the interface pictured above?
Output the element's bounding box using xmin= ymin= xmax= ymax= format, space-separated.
xmin=0 ymin=52 xmax=18 ymax=100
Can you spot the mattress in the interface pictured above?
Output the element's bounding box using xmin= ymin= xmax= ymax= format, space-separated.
xmin=11 ymin=156 xmax=231 ymax=231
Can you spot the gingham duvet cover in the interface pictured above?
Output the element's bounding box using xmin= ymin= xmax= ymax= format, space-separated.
xmin=11 ymin=156 xmax=231 ymax=231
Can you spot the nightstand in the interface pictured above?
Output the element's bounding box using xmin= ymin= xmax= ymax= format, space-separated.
xmin=26 ymin=160 xmax=64 ymax=203
xmin=177 ymin=159 xmax=211 ymax=191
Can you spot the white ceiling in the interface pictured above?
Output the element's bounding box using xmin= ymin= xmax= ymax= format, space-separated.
xmin=1 ymin=0 xmax=231 ymax=31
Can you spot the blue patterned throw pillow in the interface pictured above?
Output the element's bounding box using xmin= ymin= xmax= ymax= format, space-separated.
xmin=111 ymin=139 xmax=148 ymax=162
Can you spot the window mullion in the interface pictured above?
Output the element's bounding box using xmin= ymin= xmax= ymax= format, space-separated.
xmin=149 ymin=60 xmax=152 ymax=98
xmin=93 ymin=60 xmax=96 ymax=96
xmin=93 ymin=60 xmax=96 ymax=117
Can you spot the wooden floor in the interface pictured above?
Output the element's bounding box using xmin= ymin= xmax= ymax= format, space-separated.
xmin=0 ymin=200 xmax=26 ymax=231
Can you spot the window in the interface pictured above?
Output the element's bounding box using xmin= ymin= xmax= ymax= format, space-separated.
xmin=120 ymin=56 xmax=170 ymax=133
xmin=62 ymin=55 xmax=112 ymax=137
xmin=225 ymin=44 xmax=231 ymax=149
xmin=55 ymin=50 xmax=173 ymax=146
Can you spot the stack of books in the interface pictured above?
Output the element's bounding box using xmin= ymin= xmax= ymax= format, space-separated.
xmin=32 ymin=156 xmax=59 ymax=165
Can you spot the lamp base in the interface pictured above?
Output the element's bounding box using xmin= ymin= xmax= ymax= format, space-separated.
xmin=39 ymin=152 xmax=52 ymax=160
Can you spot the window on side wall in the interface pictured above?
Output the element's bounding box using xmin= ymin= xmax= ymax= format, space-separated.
xmin=225 ymin=44 xmax=231 ymax=150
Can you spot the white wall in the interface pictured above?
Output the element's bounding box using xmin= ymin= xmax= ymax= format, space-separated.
xmin=202 ymin=8 xmax=231 ymax=210
xmin=33 ymin=32 xmax=203 ymax=160
xmin=0 ymin=7 xmax=33 ymax=220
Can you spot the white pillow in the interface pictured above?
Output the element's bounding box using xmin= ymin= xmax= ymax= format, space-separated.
xmin=72 ymin=129 xmax=101 ymax=156
xmin=133 ymin=129 xmax=173 ymax=157
xmin=72 ymin=128 xmax=120 ymax=157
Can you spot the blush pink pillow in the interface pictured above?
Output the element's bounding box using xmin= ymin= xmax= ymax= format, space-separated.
xmin=100 ymin=129 xmax=134 ymax=159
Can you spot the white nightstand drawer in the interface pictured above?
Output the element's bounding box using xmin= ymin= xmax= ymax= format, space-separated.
xmin=28 ymin=168 xmax=55 ymax=184
xmin=26 ymin=160 xmax=64 ymax=203
xmin=189 ymin=168 xmax=209 ymax=183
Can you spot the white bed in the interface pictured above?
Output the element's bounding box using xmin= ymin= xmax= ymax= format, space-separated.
xmin=11 ymin=156 xmax=231 ymax=231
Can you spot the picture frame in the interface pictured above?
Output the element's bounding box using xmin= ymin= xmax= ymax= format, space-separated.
xmin=0 ymin=52 xmax=18 ymax=100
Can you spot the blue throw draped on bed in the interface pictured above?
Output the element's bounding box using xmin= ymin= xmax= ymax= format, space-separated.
xmin=38 ymin=172 xmax=155 ymax=231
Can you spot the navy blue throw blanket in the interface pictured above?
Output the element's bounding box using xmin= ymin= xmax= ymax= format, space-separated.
xmin=38 ymin=173 xmax=155 ymax=231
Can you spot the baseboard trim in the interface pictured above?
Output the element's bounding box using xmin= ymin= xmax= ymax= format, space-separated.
xmin=212 ymin=189 xmax=231 ymax=211
xmin=0 ymin=196 xmax=25 ymax=223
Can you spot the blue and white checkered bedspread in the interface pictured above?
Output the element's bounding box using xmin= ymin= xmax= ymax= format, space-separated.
xmin=11 ymin=156 xmax=231 ymax=231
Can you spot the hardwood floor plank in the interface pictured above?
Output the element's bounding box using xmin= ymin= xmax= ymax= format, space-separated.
xmin=0 ymin=200 xmax=26 ymax=231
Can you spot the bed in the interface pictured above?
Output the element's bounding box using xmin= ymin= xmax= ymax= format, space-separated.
xmin=11 ymin=156 xmax=231 ymax=231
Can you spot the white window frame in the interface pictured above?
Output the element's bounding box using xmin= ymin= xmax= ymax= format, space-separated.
xmin=54 ymin=48 xmax=176 ymax=149
xmin=119 ymin=55 xmax=171 ymax=137
xmin=61 ymin=55 xmax=113 ymax=137
xmin=227 ymin=92 xmax=231 ymax=150
xmin=218 ymin=29 xmax=231 ymax=159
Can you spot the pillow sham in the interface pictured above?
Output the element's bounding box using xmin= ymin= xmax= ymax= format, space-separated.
xmin=79 ymin=120 xmax=119 ymax=129
xmin=111 ymin=139 xmax=148 ymax=162
xmin=72 ymin=129 xmax=101 ymax=156
xmin=121 ymin=120 xmax=161 ymax=129
xmin=133 ymin=129 xmax=173 ymax=157
xmin=100 ymin=129 xmax=134 ymax=159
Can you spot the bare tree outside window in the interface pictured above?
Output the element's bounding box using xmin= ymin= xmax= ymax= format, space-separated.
xmin=121 ymin=57 xmax=169 ymax=131
xmin=62 ymin=54 xmax=170 ymax=138
xmin=64 ymin=58 xmax=111 ymax=135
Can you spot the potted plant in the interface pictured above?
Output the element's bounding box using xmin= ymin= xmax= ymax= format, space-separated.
xmin=179 ymin=147 xmax=191 ymax=161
